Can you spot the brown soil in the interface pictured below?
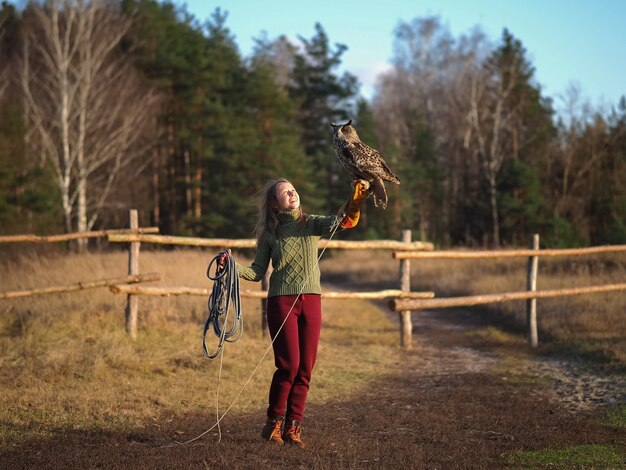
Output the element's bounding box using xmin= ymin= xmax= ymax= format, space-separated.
xmin=2 ymin=309 xmax=624 ymax=469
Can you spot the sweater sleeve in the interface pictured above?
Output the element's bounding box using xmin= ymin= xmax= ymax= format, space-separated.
xmin=310 ymin=214 xmax=342 ymax=236
xmin=237 ymin=236 xmax=271 ymax=282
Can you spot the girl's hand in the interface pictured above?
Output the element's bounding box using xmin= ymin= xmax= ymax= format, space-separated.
xmin=218 ymin=248 xmax=232 ymax=268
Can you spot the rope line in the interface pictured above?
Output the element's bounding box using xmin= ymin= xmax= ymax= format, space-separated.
xmin=176 ymin=215 xmax=344 ymax=446
xmin=203 ymin=254 xmax=242 ymax=359
xmin=215 ymin=336 xmax=225 ymax=443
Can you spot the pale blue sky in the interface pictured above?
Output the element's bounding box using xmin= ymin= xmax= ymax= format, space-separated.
xmin=177 ymin=1 xmax=625 ymax=111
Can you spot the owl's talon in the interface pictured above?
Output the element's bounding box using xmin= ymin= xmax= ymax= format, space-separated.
xmin=351 ymin=179 xmax=370 ymax=191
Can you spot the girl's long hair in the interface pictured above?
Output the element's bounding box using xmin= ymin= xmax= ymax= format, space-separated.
xmin=254 ymin=178 xmax=306 ymax=246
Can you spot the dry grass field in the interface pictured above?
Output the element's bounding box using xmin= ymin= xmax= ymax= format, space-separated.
xmin=0 ymin=247 xmax=624 ymax=468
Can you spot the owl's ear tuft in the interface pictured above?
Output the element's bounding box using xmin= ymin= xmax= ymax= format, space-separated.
xmin=330 ymin=121 xmax=337 ymax=127
xmin=346 ymin=119 xmax=352 ymax=126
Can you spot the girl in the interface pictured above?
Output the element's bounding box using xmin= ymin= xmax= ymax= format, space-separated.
xmin=222 ymin=177 xmax=369 ymax=447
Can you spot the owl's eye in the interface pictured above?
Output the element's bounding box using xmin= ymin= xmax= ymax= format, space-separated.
xmin=341 ymin=126 xmax=350 ymax=134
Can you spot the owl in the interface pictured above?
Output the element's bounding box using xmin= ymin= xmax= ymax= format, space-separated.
xmin=331 ymin=120 xmax=400 ymax=209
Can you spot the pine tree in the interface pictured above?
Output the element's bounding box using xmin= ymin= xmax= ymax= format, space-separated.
xmin=350 ymin=100 xmax=380 ymax=237
xmin=289 ymin=23 xmax=359 ymax=212
xmin=122 ymin=2 xmax=246 ymax=236
xmin=247 ymin=45 xmax=320 ymax=213
xmin=0 ymin=98 xmax=61 ymax=234
xmin=0 ymin=2 xmax=60 ymax=235
xmin=497 ymin=159 xmax=545 ymax=245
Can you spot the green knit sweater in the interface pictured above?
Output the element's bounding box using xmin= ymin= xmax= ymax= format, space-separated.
xmin=237 ymin=210 xmax=338 ymax=297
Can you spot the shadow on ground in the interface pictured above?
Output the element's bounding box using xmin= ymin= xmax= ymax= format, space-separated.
xmin=2 ymin=373 xmax=622 ymax=469
xmin=3 ymin=311 xmax=624 ymax=469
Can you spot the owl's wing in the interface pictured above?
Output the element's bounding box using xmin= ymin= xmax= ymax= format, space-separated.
xmin=352 ymin=141 xmax=400 ymax=184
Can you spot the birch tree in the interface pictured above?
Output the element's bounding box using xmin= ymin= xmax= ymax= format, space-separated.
xmin=19 ymin=0 xmax=158 ymax=248
xmin=464 ymin=30 xmax=533 ymax=246
xmin=375 ymin=17 xmax=490 ymax=242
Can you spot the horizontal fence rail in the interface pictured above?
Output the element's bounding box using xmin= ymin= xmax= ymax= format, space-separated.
xmin=0 ymin=227 xmax=159 ymax=244
xmin=107 ymin=233 xmax=434 ymax=251
xmin=393 ymin=244 xmax=626 ymax=259
xmin=0 ymin=273 xmax=161 ymax=299
xmin=109 ymin=284 xmax=435 ymax=299
xmin=390 ymin=282 xmax=626 ymax=311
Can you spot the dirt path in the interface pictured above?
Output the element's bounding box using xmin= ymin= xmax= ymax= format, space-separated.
xmin=3 ymin=307 xmax=624 ymax=469
xmin=410 ymin=309 xmax=625 ymax=414
xmin=517 ymin=355 xmax=625 ymax=413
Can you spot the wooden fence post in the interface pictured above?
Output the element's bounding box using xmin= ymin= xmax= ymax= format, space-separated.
xmin=125 ymin=209 xmax=140 ymax=339
xmin=261 ymin=267 xmax=271 ymax=337
xmin=527 ymin=233 xmax=539 ymax=348
xmin=399 ymin=230 xmax=412 ymax=349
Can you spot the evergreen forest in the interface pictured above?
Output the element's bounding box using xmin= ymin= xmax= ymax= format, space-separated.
xmin=1 ymin=0 xmax=625 ymax=248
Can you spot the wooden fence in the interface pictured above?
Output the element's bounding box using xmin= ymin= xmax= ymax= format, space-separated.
xmin=107 ymin=212 xmax=434 ymax=343
xmin=0 ymin=210 xmax=435 ymax=346
xmin=0 ymin=226 xmax=159 ymax=243
xmin=390 ymin=236 xmax=626 ymax=347
xmin=2 ymin=209 xmax=626 ymax=349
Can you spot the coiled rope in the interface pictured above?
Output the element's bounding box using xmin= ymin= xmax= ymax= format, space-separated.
xmin=203 ymin=252 xmax=242 ymax=359
xmin=175 ymin=213 xmax=345 ymax=446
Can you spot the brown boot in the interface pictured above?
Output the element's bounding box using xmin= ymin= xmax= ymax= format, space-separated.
xmin=282 ymin=420 xmax=305 ymax=448
xmin=261 ymin=416 xmax=284 ymax=445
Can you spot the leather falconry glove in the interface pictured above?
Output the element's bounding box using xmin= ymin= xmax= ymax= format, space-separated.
xmin=340 ymin=180 xmax=371 ymax=229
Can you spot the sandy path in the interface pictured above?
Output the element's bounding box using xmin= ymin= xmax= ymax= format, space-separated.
xmin=409 ymin=309 xmax=625 ymax=414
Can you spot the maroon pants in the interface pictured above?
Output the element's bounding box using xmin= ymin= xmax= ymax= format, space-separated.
xmin=266 ymin=294 xmax=322 ymax=423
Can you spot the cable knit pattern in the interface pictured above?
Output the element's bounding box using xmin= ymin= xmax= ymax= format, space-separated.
xmin=237 ymin=210 xmax=338 ymax=297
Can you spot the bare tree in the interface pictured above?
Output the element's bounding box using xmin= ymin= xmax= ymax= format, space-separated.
xmin=373 ymin=18 xmax=454 ymax=235
xmin=252 ymin=33 xmax=297 ymax=89
xmin=19 ymin=0 xmax=159 ymax=249
xmin=552 ymin=85 xmax=609 ymax=236
xmin=553 ymin=84 xmax=595 ymax=214
xmin=463 ymin=32 xmax=530 ymax=247
xmin=374 ymin=17 xmax=491 ymax=243
xmin=464 ymin=61 xmax=515 ymax=247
